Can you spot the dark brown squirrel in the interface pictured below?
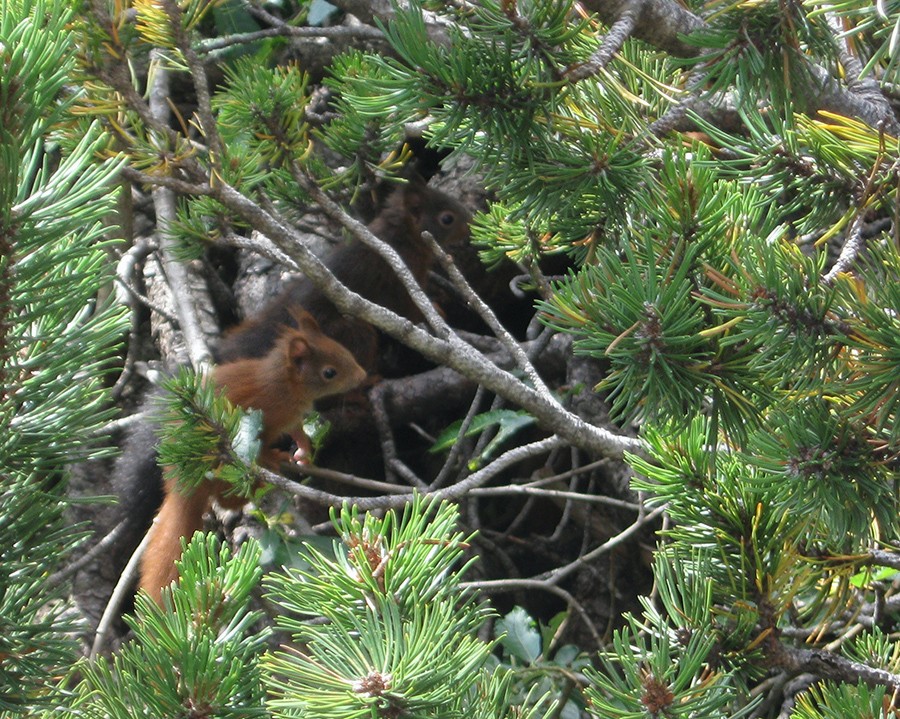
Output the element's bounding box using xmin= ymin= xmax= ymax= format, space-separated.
xmin=215 ymin=180 xmax=472 ymax=371
xmin=139 ymin=308 xmax=366 ymax=605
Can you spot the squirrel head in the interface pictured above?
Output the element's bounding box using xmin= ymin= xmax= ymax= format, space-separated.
xmin=280 ymin=307 xmax=367 ymax=401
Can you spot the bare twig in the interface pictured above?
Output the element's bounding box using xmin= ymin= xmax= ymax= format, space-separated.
xmin=470 ymin=484 xmax=642 ymax=510
xmin=223 ymin=230 xmax=301 ymax=271
xmin=369 ymin=382 xmax=401 ymax=484
xmin=198 ymin=23 xmax=384 ymax=56
xmin=262 ymin=435 xmax=567 ymax=510
xmin=48 ymin=519 xmax=129 ymax=588
xmin=430 ymin=384 xmax=488 ymax=490
xmin=424 ymin=230 xmax=557 ymax=405
xmin=289 ymin=462 xmax=409 ymax=495
xmin=112 ymin=239 xmax=157 ymax=398
xmin=293 ymin=169 xmax=451 ymax=337
xmin=146 ymin=51 xmax=212 ymax=368
xmin=91 ymin=528 xmax=152 ymax=658
xmin=537 ymin=504 xmax=666 ymax=585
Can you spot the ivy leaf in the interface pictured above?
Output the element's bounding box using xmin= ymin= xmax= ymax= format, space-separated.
xmin=308 ymin=0 xmax=338 ymax=26
xmin=431 ymin=409 xmax=536 ymax=469
xmin=497 ymin=607 xmax=542 ymax=665
xmin=233 ymin=409 xmax=263 ymax=464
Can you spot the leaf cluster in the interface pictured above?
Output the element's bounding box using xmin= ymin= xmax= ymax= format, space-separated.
xmin=62 ymin=535 xmax=269 ymax=718
xmin=586 ymin=552 xmax=758 ymax=719
xmin=262 ymin=497 xmax=527 ymax=719
xmin=329 ymin=2 xmax=671 ymax=251
xmin=154 ymin=368 xmax=263 ymax=499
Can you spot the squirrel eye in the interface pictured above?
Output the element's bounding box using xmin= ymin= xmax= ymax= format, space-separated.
xmin=322 ymin=367 xmax=338 ymax=381
xmin=438 ymin=210 xmax=456 ymax=226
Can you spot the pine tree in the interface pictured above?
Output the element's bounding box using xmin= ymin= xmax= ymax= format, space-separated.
xmin=0 ymin=0 xmax=129 ymax=712
xmin=7 ymin=0 xmax=899 ymax=717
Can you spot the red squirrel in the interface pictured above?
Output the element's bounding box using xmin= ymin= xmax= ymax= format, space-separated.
xmin=139 ymin=308 xmax=366 ymax=604
xmin=216 ymin=180 xmax=471 ymax=371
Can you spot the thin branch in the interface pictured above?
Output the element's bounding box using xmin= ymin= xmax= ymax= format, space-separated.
xmin=261 ymin=435 xmax=566 ymax=510
xmin=424 ymin=230 xmax=557 ymax=405
xmin=469 ymin=484 xmax=642 ymax=511
xmin=47 ymin=520 xmax=129 ymax=588
xmin=90 ymin=410 xmax=146 ymax=438
xmin=91 ymin=527 xmax=152 ymax=658
xmin=537 ymin=505 xmax=666 ymax=585
xmin=430 ymin=384 xmax=487 ymax=490
xmin=369 ymin=382 xmax=402 ymax=484
xmin=293 ymin=168 xmax=451 ymax=338
xmin=823 ymin=205 xmax=869 ymax=285
xmin=119 ymin=166 xmax=213 ymax=196
xmin=197 ymin=23 xmax=384 ymax=56
xmin=289 ymin=462 xmax=409 ymax=495
xmin=387 ymin=458 xmax=430 ymax=490
xmin=115 ymin=275 xmax=178 ymax=325
xmin=112 ymin=239 xmax=157 ymax=398
xmin=223 ymin=230 xmax=301 ymax=271
xmin=419 ymin=435 xmax=566 ymax=502
xmin=210 ymin=179 xmax=642 ymax=459
xmin=147 ymin=50 xmax=211 ymax=368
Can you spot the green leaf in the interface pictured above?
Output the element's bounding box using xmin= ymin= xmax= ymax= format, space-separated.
xmin=497 ymin=607 xmax=542 ymax=665
xmin=233 ymin=409 xmax=264 ymax=463
xmin=308 ymin=0 xmax=338 ymax=25
xmin=431 ymin=409 xmax=536 ymax=468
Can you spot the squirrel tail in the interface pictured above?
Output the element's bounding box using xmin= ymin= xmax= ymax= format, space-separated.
xmin=138 ymin=481 xmax=211 ymax=605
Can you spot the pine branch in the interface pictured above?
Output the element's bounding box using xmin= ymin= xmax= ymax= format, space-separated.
xmin=536 ymin=505 xmax=667 ymax=585
xmin=564 ymin=0 xmax=640 ymax=82
xmin=159 ymin=0 xmax=224 ymax=172
xmin=581 ymin=0 xmax=705 ymax=58
xmin=199 ymin=21 xmax=385 ymax=55
xmin=769 ymin=642 xmax=900 ymax=693
xmin=583 ymin=0 xmax=900 ymax=134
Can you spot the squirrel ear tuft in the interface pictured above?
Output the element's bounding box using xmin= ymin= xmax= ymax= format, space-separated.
xmin=288 ymin=336 xmax=310 ymax=364
xmin=400 ymin=180 xmax=427 ymax=223
xmin=286 ymin=306 xmax=322 ymax=335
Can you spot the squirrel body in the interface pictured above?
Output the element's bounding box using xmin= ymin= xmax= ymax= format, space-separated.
xmin=216 ymin=181 xmax=471 ymax=370
xmin=139 ymin=308 xmax=366 ymax=604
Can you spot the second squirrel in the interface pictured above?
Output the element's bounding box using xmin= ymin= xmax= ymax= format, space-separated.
xmin=216 ymin=179 xmax=471 ymax=371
